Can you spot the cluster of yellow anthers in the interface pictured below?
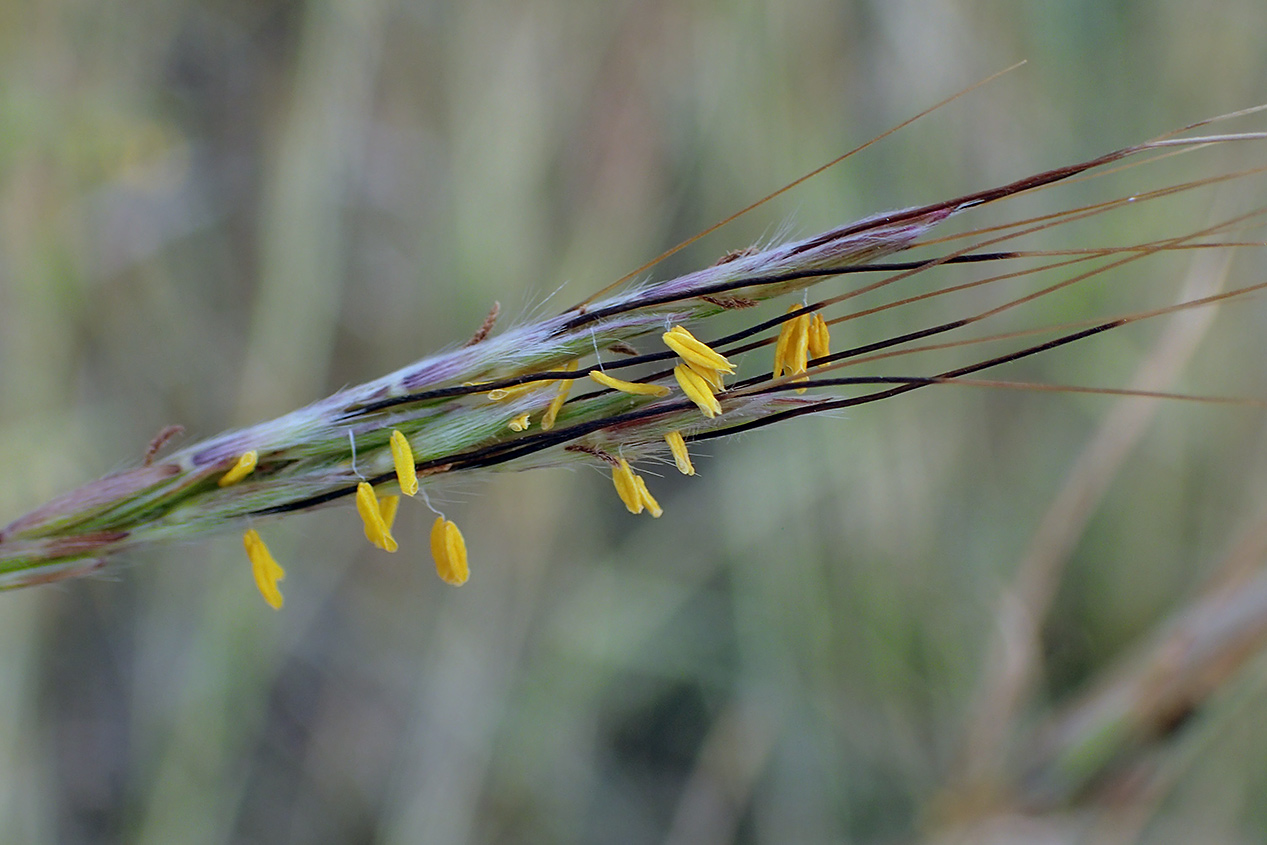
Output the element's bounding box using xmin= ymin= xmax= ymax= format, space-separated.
xmin=600 ymin=320 xmax=830 ymax=514
xmin=604 ymin=326 xmax=732 ymax=516
xmin=480 ymin=325 xmax=728 ymax=521
xmin=225 ymin=429 xmax=468 ymax=610
xmin=773 ymin=306 xmax=830 ymax=393
xmin=225 ymin=317 xmax=829 ymax=605
xmin=665 ymin=325 xmax=734 ymax=418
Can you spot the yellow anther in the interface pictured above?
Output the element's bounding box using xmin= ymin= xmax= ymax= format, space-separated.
xmin=486 ymin=381 xmax=545 ymax=402
xmin=673 ymin=364 xmax=722 ymax=418
xmin=218 ymin=450 xmax=258 ymax=487
xmin=541 ymin=361 xmax=578 ymax=431
xmin=685 ymin=359 xmax=726 ymax=392
xmin=773 ymin=306 xmax=799 ymax=376
xmin=633 ymin=474 xmax=663 ymax=518
xmin=611 ymin=458 xmax=662 ymax=516
xmin=663 ymin=326 xmax=734 ymax=375
xmin=789 ymin=319 xmax=810 ymax=393
xmin=390 ymin=430 xmax=418 ymax=496
xmin=430 ymin=516 xmax=470 ymax=585
xmin=244 ymin=529 xmax=284 ymax=610
xmin=508 ymin=413 xmax=531 ymax=431
xmin=588 ymin=370 xmax=671 ymax=397
xmin=773 ymin=308 xmax=795 ymax=377
xmin=379 ymin=494 xmax=400 ymax=532
xmin=772 ymin=307 xmax=813 ymax=392
xmin=612 ymin=458 xmax=643 ymax=514
xmin=774 ymin=309 xmax=811 ymax=375
xmin=665 ymin=431 xmax=695 ymax=476
xmin=808 ymin=313 xmax=831 ymax=360
xmin=356 ymin=481 xmax=398 ymax=552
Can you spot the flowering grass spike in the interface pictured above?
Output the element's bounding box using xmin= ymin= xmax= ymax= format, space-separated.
xmin=1 ymin=105 xmax=1264 ymax=605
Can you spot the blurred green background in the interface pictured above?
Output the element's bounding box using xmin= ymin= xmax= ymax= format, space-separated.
xmin=3 ymin=0 xmax=1267 ymax=842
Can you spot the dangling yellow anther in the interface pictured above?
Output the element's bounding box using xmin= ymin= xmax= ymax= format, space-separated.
xmin=774 ymin=308 xmax=811 ymax=374
xmin=244 ymin=529 xmax=285 ymax=610
xmin=665 ymin=431 xmax=695 ymax=476
xmin=808 ymin=313 xmax=830 ymax=361
xmin=773 ymin=306 xmax=799 ymax=376
xmin=788 ymin=319 xmax=810 ymax=392
xmin=612 ymin=458 xmax=643 ymax=514
xmin=663 ymin=326 xmax=735 ymax=375
xmin=356 ymin=481 xmax=398 ymax=552
xmin=611 ymin=458 xmax=663 ymax=516
xmin=633 ymin=475 xmax=663 ymax=518
xmin=589 ymin=370 xmax=671 ymax=397
xmin=379 ymin=494 xmax=400 ymax=532
xmin=218 ymin=450 xmax=258 ymax=487
xmin=430 ymin=516 xmax=470 ymax=585
xmin=772 ymin=307 xmax=813 ymax=392
xmin=508 ymin=413 xmax=531 ymax=431
xmin=541 ymin=361 xmax=578 ymax=431
xmin=774 ymin=320 xmax=791 ymax=376
xmin=673 ymin=364 xmax=722 ymax=419
xmin=390 ymin=430 xmax=418 ymax=496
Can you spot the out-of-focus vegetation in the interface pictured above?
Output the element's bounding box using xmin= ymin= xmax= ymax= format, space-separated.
xmin=2 ymin=1 xmax=1267 ymax=842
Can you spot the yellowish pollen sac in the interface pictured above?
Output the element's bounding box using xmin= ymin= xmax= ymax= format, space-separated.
xmin=808 ymin=313 xmax=831 ymax=361
xmin=612 ymin=458 xmax=644 ymax=514
xmin=356 ymin=481 xmax=399 ymax=553
xmin=541 ymin=361 xmax=578 ymax=431
xmin=773 ymin=306 xmax=801 ymax=376
xmin=218 ymin=450 xmax=258 ymax=487
xmin=508 ymin=413 xmax=532 ymax=431
xmin=379 ymin=494 xmax=400 ymax=532
xmin=673 ymin=364 xmax=722 ymax=419
xmin=588 ymin=370 xmax=671 ymax=397
xmin=244 ymin=529 xmax=285 ymax=610
xmin=430 ymin=516 xmax=470 ymax=585
xmin=665 ymin=431 xmax=695 ymax=476
xmin=633 ymin=474 xmax=663 ymax=518
xmin=663 ymin=326 xmax=735 ymax=375
xmin=789 ymin=317 xmax=810 ymax=392
xmin=390 ymin=430 xmax=419 ymax=496
xmin=773 ymin=309 xmax=794 ymax=377
xmin=486 ymin=381 xmax=546 ymax=402
xmin=775 ymin=308 xmax=811 ymax=372
xmin=773 ymin=307 xmax=813 ymax=393
xmin=685 ymin=359 xmax=726 ymax=392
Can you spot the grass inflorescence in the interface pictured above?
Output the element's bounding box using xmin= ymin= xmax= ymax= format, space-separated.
xmin=2 ymin=107 xmax=1265 ymax=607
